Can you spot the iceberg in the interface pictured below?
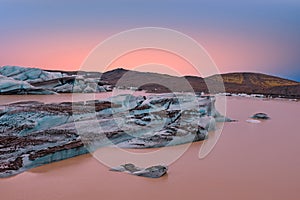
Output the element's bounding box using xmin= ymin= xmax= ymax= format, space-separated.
xmin=0 ymin=93 xmax=232 ymax=177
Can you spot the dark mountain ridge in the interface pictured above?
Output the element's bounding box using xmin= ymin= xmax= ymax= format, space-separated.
xmin=101 ymin=68 xmax=300 ymax=98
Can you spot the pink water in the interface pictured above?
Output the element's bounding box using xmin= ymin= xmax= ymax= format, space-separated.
xmin=0 ymin=89 xmax=148 ymax=105
xmin=1 ymin=97 xmax=300 ymax=200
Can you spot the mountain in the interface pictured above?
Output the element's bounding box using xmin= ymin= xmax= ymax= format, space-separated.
xmin=0 ymin=66 xmax=299 ymax=98
xmin=204 ymin=72 xmax=300 ymax=97
xmin=102 ymin=68 xmax=195 ymax=93
xmin=101 ymin=68 xmax=300 ymax=98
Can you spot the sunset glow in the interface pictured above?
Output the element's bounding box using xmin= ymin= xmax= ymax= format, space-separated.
xmin=0 ymin=0 xmax=299 ymax=80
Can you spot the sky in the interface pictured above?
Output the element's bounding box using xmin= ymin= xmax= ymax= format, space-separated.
xmin=0 ymin=0 xmax=300 ymax=81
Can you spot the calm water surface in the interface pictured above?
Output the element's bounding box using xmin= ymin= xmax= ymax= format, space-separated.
xmin=0 ymin=89 xmax=149 ymax=105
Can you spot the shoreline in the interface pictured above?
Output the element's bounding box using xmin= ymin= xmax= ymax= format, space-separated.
xmin=0 ymin=90 xmax=299 ymax=106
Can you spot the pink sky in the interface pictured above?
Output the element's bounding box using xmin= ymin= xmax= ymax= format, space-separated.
xmin=1 ymin=1 xmax=299 ymax=80
xmin=0 ymin=30 xmax=294 ymax=77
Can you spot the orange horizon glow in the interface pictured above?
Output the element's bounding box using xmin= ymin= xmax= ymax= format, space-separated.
xmin=0 ymin=30 xmax=294 ymax=77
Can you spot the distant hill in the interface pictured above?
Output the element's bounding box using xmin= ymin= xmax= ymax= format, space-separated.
xmin=204 ymin=72 xmax=300 ymax=97
xmin=101 ymin=68 xmax=194 ymax=93
xmin=101 ymin=68 xmax=300 ymax=98
xmin=0 ymin=66 xmax=299 ymax=98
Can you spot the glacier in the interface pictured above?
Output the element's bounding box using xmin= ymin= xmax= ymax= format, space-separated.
xmin=0 ymin=66 xmax=112 ymax=94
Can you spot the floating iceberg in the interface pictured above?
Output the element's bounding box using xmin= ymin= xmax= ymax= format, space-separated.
xmin=0 ymin=93 xmax=231 ymax=177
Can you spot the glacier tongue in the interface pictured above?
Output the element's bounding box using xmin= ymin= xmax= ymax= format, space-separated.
xmin=0 ymin=74 xmax=56 ymax=94
xmin=0 ymin=66 xmax=64 ymax=83
xmin=0 ymin=66 xmax=112 ymax=94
